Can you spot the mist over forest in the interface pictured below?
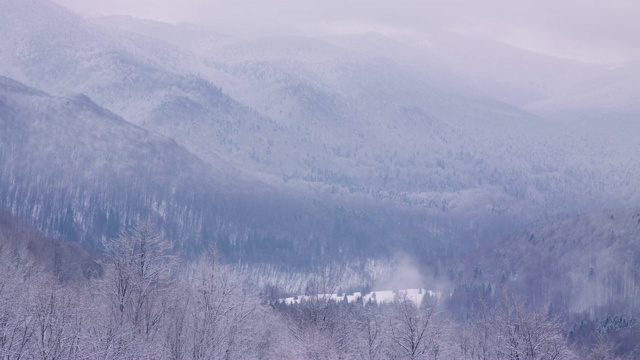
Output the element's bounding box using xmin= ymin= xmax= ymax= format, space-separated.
xmin=1 ymin=0 xmax=639 ymax=358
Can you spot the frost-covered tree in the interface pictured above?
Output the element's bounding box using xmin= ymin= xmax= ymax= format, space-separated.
xmin=387 ymin=293 xmax=447 ymax=360
xmin=100 ymin=219 xmax=176 ymax=355
xmin=353 ymin=304 xmax=386 ymax=360
xmin=30 ymin=276 xmax=86 ymax=360
xmin=160 ymin=244 xmax=293 ymax=360
xmin=456 ymin=295 xmax=577 ymax=360
xmin=0 ymin=244 xmax=35 ymax=359
xmin=185 ymin=257 xmax=259 ymax=359
xmin=491 ymin=296 xmax=575 ymax=360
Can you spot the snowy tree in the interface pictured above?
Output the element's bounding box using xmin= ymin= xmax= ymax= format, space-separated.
xmin=30 ymin=276 xmax=85 ymax=360
xmin=176 ymin=245 xmax=287 ymax=360
xmin=491 ymin=296 xmax=575 ymax=360
xmin=387 ymin=293 xmax=446 ymax=360
xmin=100 ymin=219 xmax=176 ymax=355
xmin=353 ymin=304 xmax=386 ymax=360
xmin=0 ymin=244 xmax=35 ymax=359
xmin=456 ymin=294 xmax=577 ymax=360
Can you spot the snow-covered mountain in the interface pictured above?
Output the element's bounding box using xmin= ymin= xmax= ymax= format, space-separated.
xmin=0 ymin=75 xmax=477 ymax=265
xmin=1 ymin=0 xmax=639 ymax=269
xmin=88 ymin=14 xmax=639 ymax=214
xmin=0 ymin=75 xmax=221 ymax=248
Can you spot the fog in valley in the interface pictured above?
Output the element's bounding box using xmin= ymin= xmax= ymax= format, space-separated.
xmin=1 ymin=0 xmax=639 ymax=358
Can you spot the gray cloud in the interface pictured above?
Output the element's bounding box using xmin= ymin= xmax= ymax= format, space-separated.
xmin=53 ymin=0 xmax=640 ymax=63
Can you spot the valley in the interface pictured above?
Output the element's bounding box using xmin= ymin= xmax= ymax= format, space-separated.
xmin=1 ymin=0 xmax=639 ymax=358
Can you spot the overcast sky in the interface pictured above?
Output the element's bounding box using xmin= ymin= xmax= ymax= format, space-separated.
xmin=53 ymin=0 xmax=640 ymax=64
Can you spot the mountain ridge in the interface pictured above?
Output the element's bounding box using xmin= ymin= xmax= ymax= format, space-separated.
xmin=2 ymin=0 xmax=639 ymax=271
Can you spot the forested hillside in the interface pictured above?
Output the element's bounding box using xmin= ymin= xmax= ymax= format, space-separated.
xmin=2 ymin=0 xmax=639 ymax=266
xmin=1 ymin=215 xmax=585 ymax=359
xmin=1 ymin=0 xmax=640 ymax=357
xmin=450 ymin=209 xmax=640 ymax=315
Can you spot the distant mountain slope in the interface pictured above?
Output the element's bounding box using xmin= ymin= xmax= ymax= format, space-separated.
xmin=524 ymin=61 xmax=640 ymax=122
xmin=453 ymin=208 xmax=640 ymax=316
xmin=323 ymin=31 xmax=634 ymax=118
xmin=90 ymin=15 xmax=632 ymax=212
xmin=0 ymin=0 xmax=197 ymax=97
xmin=0 ymin=76 xmax=322 ymax=263
xmin=6 ymin=1 xmax=634 ymax=212
xmin=91 ymin=15 xmax=231 ymax=51
xmin=0 ymin=75 xmax=223 ymax=248
xmin=2 ymin=0 xmax=640 ymax=270
xmin=0 ymin=76 xmax=471 ymax=266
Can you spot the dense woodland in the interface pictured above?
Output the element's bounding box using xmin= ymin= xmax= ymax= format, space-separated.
xmin=1 ymin=214 xmax=637 ymax=359
xmin=2 ymin=1 xmax=640 ymax=358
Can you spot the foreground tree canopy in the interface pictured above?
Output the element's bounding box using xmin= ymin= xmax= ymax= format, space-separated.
xmin=0 ymin=220 xmax=596 ymax=360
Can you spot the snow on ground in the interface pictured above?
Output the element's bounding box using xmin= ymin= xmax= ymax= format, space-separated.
xmin=280 ymin=288 xmax=438 ymax=307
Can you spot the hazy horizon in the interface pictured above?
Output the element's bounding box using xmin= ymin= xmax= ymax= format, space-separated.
xmin=53 ymin=0 xmax=640 ymax=65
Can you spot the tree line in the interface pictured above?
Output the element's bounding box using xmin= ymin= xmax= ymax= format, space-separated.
xmin=0 ymin=220 xmax=625 ymax=359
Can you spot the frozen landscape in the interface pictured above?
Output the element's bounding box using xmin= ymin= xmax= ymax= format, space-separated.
xmin=1 ymin=0 xmax=639 ymax=358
